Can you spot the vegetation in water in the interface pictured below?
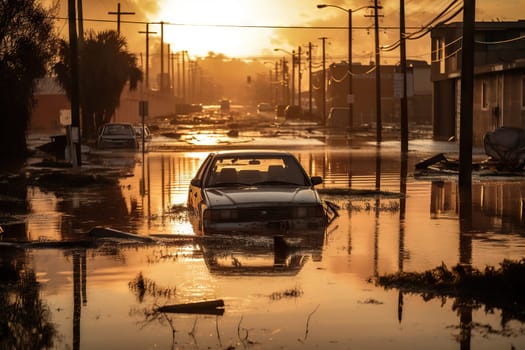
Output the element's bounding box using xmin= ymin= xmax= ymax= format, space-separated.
xmin=376 ymin=259 xmax=525 ymax=324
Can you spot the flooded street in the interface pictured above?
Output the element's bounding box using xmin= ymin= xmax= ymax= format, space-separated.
xmin=2 ymin=137 xmax=525 ymax=349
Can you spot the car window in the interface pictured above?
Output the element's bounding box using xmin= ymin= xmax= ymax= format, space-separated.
xmin=194 ymin=154 xmax=214 ymax=182
xmin=205 ymin=155 xmax=308 ymax=186
xmin=104 ymin=124 xmax=133 ymax=136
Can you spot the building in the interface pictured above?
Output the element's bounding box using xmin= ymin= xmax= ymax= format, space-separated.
xmin=31 ymin=78 xmax=177 ymax=135
xmin=313 ymin=60 xmax=432 ymax=129
xmin=31 ymin=77 xmax=69 ymax=133
xmin=431 ymin=20 xmax=525 ymax=146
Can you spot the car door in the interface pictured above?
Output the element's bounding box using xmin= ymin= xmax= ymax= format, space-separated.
xmin=187 ymin=154 xmax=213 ymax=213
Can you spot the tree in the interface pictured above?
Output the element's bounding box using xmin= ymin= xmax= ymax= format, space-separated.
xmin=0 ymin=0 xmax=58 ymax=162
xmin=54 ymin=30 xmax=142 ymax=140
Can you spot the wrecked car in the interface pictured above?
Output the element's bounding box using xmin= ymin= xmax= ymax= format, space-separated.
xmin=187 ymin=150 xmax=328 ymax=234
xmin=484 ymin=126 xmax=525 ymax=170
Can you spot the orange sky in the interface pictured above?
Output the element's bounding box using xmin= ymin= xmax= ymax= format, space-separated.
xmin=50 ymin=0 xmax=525 ymax=65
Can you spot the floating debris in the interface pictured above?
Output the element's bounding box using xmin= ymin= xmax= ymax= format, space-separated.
xmin=156 ymin=299 xmax=225 ymax=315
xmin=269 ymin=286 xmax=304 ymax=300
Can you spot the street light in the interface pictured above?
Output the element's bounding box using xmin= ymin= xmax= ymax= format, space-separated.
xmin=274 ymin=48 xmax=296 ymax=106
xmin=317 ymin=3 xmax=374 ymax=132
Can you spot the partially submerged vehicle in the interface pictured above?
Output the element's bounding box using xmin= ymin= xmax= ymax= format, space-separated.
xmin=97 ymin=123 xmax=138 ymax=149
xmin=133 ymin=125 xmax=152 ymax=141
xmin=187 ymin=150 xmax=328 ymax=235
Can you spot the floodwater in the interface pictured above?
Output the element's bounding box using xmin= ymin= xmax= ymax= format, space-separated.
xmin=2 ymin=136 xmax=525 ymax=349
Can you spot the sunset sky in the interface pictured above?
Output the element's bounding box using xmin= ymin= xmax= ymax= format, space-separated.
xmin=50 ymin=0 xmax=525 ymax=65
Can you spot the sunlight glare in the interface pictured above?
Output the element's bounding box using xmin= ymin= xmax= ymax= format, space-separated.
xmin=154 ymin=0 xmax=278 ymax=57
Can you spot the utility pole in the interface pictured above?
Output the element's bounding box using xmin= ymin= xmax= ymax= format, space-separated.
xmin=68 ymin=0 xmax=81 ymax=166
xmin=167 ymin=43 xmax=171 ymax=93
xmin=400 ymin=0 xmax=408 ymax=154
xmin=308 ymin=42 xmax=313 ymax=117
xmin=459 ymin=0 xmax=476 ymax=223
xmin=274 ymin=61 xmax=279 ymax=106
xmin=297 ymin=46 xmax=302 ymax=109
xmin=291 ymin=50 xmax=296 ymax=105
xmin=108 ymin=2 xmax=135 ymax=33
xmin=176 ymin=52 xmax=181 ymax=98
xmin=138 ymin=23 xmax=157 ymax=89
xmin=182 ymin=50 xmax=186 ymax=103
xmin=366 ymin=0 xmax=383 ymax=144
xmin=373 ymin=0 xmax=382 ymax=144
xmin=308 ymin=42 xmax=313 ymax=116
xmin=320 ymin=37 xmax=327 ymax=126
xmin=170 ymin=52 xmax=176 ymax=96
xmin=77 ymin=0 xmax=84 ymax=43
xmin=281 ymin=57 xmax=287 ymax=105
xmin=160 ymin=21 xmax=164 ymax=92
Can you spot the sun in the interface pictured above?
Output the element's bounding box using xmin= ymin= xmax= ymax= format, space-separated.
xmin=152 ymin=0 xmax=275 ymax=58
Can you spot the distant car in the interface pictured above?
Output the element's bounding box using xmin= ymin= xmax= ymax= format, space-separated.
xmin=187 ymin=150 xmax=327 ymax=234
xmin=133 ymin=125 xmax=152 ymax=141
xmin=256 ymin=102 xmax=276 ymax=122
xmin=284 ymin=105 xmax=303 ymax=119
xmin=275 ymin=104 xmax=287 ymax=117
xmin=97 ymin=123 xmax=138 ymax=149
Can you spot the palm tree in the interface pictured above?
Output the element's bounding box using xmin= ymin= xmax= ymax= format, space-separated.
xmin=0 ymin=0 xmax=58 ymax=161
xmin=54 ymin=30 xmax=142 ymax=140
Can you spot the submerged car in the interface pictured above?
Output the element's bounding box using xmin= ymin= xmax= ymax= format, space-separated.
xmin=187 ymin=150 xmax=327 ymax=234
xmin=133 ymin=125 xmax=152 ymax=141
xmin=97 ymin=123 xmax=139 ymax=149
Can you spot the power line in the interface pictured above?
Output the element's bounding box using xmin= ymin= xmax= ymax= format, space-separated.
xmin=49 ymin=16 xmax=424 ymax=31
xmin=381 ymin=0 xmax=463 ymax=52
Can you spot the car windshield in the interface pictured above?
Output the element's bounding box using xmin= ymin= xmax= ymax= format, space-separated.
xmin=206 ymin=155 xmax=308 ymax=187
xmin=103 ymin=124 xmax=133 ymax=136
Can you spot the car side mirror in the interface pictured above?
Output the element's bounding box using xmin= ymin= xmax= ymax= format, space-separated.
xmin=311 ymin=176 xmax=323 ymax=186
xmin=190 ymin=178 xmax=202 ymax=187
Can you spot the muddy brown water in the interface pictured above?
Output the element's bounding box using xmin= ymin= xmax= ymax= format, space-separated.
xmin=1 ymin=137 xmax=525 ymax=349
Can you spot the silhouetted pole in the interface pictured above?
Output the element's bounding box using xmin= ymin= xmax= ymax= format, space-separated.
xmin=281 ymin=57 xmax=286 ymax=105
xmin=68 ymin=0 xmax=81 ymax=167
xmin=108 ymin=3 xmax=135 ymax=33
xmin=160 ymin=21 xmax=164 ymax=92
xmin=373 ymin=0 xmax=382 ymax=144
xmin=320 ymin=37 xmax=327 ymax=126
xmin=308 ymin=42 xmax=313 ymax=116
xmin=347 ymin=8 xmax=353 ymax=131
xmin=400 ymin=0 xmax=408 ymax=154
xmin=459 ymin=0 xmax=475 ymax=224
xmin=138 ymin=24 xmax=156 ymax=90
xmin=73 ymin=252 xmax=81 ymax=350
xmin=274 ymin=61 xmax=279 ymax=105
xmin=182 ymin=50 xmax=186 ymax=103
xmin=167 ymin=43 xmax=171 ymax=92
xmin=170 ymin=52 xmax=176 ymax=96
xmin=76 ymin=0 xmax=84 ymax=42
xmin=291 ymin=50 xmax=295 ymax=105
xmin=297 ymin=46 xmax=302 ymax=108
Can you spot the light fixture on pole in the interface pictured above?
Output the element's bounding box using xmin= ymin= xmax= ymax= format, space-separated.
xmin=317 ymin=3 xmax=375 ymax=132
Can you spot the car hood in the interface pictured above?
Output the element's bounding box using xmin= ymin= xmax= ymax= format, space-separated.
xmin=203 ymin=186 xmax=321 ymax=207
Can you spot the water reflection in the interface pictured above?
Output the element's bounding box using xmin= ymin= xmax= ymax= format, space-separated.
xmin=2 ymin=146 xmax=525 ymax=348
xmin=202 ymin=234 xmax=324 ymax=276
xmin=0 ymin=247 xmax=57 ymax=349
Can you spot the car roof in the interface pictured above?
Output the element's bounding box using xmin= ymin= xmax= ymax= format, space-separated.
xmin=103 ymin=122 xmax=134 ymax=127
xmin=212 ymin=150 xmax=294 ymax=157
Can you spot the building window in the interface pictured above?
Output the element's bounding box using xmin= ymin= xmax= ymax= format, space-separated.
xmin=482 ymin=81 xmax=489 ymax=110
